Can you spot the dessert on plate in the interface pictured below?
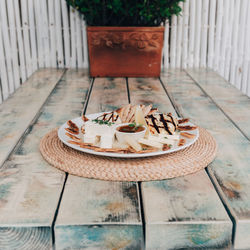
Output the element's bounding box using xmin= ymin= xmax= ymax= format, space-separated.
xmin=63 ymin=104 xmax=197 ymax=154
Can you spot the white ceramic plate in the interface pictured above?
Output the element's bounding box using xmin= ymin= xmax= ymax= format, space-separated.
xmin=58 ymin=112 xmax=199 ymax=158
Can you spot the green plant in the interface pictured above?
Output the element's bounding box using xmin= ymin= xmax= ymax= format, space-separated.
xmin=66 ymin=0 xmax=184 ymax=26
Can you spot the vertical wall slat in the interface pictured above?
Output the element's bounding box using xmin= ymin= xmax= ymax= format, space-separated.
xmin=21 ymin=0 xmax=32 ymax=76
xmin=207 ymin=0 xmax=216 ymax=69
xmin=219 ymin=0 xmax=230 ymax=76
xmin=240 ymin=0 xmax=250 ymax=93
xmin=170 ymin=15 xmax=177 ymax=68
xmin=34 ymin=0 xmax=44 ymax=68
xmin=6 ymin=0 xmax=20 ymax=89
xmin=48 ymin=0 xmax=57 ymax=68
xmin=70 ymin=7 xmax=77 ymax=68
xmin=213 ymin=0 xmax=223 ymax=71
xmin=188 ymin=0 xmax=196 ymax=68
xmin=163 ymin=21 xmax=169 ymax=69
xmin=82 ymin=19 xmax=89 ymax=68
xmin=28 ymin=0 xmax=38 ymax=72
xmin=247 ymin=65 xmax=250 ymax=97
xmin=229 ymin=0 xmax=240 ymax=86
xmin=235 ymin=0 xmax=248 ymax=90
xmin=55 ymin=0 xmax=64 ymax=68
xmin=61 ymin=0 xmax=70 ymax=68
xmin=200 ymin=0 xmax=209 ymax=68
xmin=0 ymin=0 xmax=15 ymax=94
xmin=14 ymin=0 xmax=26 ymax=82
xmin=0 ymin=17 xmax=9 ymax=100
xmin=176 ymin=2 xmax=184 ymax=68
xmin=76 ymin=13 xmax=83 ymax=68
xmin=0 ymin=82 xmax=2 ymax=104
xmin=224 ymin=0 xmax=234 ymax=81
xmin=194 ymin=0 xmax=202 ymax=68
xmin=40 ymin=0 xmax=50 ymax=68
xmin=181 ymin=0 xmax=189 ymax=69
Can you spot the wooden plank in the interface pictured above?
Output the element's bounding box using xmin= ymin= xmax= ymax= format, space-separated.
xmin=0 ymin=16 xmax=9 ymax=101
xmin=218 ymin=0 xmax=229 ymax=76
xmin=48 ymin=0 xmax=57 ymax=68
xmin=70 ymin=7 xmax=76 ymax=68
xmin=0 ymin=0 xmax=14 ymax=94
xmin=163 ymin=21 xmax=169 ymax=69
xmin=170 ymin=15 xmax=177 ymax=68
xmin=21 ymin=0 xmax=33 ymax=76
xmin=40 ymin=0 xmax=50 ymax=68
xmin=235 ymin=0 xmax=248 ymax=90
xmin=28 ymin=0 xmax=38 ymax=72
xmin=14 ymin=0 xmax=27 ymax=82
xmin=76 ymin=12 xmax=83 ymax=68
xmin=200 ymin=0 xmax=209 ymax=68
xmin=186 ymin=68 xmax=250 ymax=140
xmin=128 ymin=77 xmax=232 ymax=249
xmin=229 ymin=0 xmax=240 ymax=86
xmin=241 ymin=0 xmax=250 ymax=95
xmin=188 ymin=0 xmax=195 ymax=68
xmin=6 ymin=0 xmax=20 ymax=90
xmin=176 ymin=2 xmax=183 ymax=68
xmin=42 ymin=0 xmax=50 ymax=67
xmin=55 ymin=178 xmax=142 ymax=250
xmin=143 ymin=172 xmax=231 ymax=249
xmin=0 ymin=69 xmax=91 ymax=249
xmin=81 ymin=19 xmax=89 ymax=68
xmin=193 ymin=0 xmax=202 ymax=68
xmin=161 ymin=69 xmax=250 ymax=249
xmin=55 ymin=0 xmax=64 ymax=68
xmin=181 ymin=0 xmax=189 ymax=69
xmin=0 ymin=69 xmax=64 ymax=167
xmin=34 ymin=0 xmax=44 ymax=68
xmin=207 ymin=0 xmax=216 ymax=69
xmin=86 ymin=78 xmax=128 ymax=114
xmin=61 ymin=0 xmax=71 ymax=68
xmin=224 ymin=0 xmax=234 ymax=81
xmin=213 ymin=0 xmax=223 ymax=71
xmin=55 ymin=77 xmax=143 ymax=249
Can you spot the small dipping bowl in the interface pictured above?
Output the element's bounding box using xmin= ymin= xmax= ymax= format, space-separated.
xmin=115 ymin=123 xmax=146 ymax=144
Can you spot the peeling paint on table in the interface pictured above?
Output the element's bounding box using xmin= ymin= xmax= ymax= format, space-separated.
xmin=0 ymin=69 xmax=91 ymax=249
xmin=161 ymin=69 xmax=250 ymax=249
xmin=128 ymin=77 xmax=232 ymax=249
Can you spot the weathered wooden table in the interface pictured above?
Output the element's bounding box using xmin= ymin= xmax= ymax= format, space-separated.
xmin=1 ymin=68 xmax=250 ymax=249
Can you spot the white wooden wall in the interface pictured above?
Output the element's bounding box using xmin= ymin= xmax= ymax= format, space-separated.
xmin=0 ymin=0 xmax=250 ymax=103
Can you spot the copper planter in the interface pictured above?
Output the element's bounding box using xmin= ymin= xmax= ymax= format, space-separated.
xmin=87 ymin=26 xmax=165 ymax=77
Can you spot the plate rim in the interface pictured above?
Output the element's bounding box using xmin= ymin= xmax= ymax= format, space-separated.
xmin=58 ymin=112 xmax=199 ymax=158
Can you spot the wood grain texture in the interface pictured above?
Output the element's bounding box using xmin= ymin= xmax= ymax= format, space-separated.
xmin=55 ymin=178 xmax=142 ymax=250
xmin=0 ymin=227 xmax=50 ymax=250
xmin=186 ymin=68 xmax=250 ymax=140
xmin=161 ymin=69 xmax=250 ymax=249
xmin=55 ymin=77 xmax=143 ymax=250
xmin=0 ymin=69 xmax=91 ymax=249
xmin=128 ymin=77 xmax=232 ymax=249
xmin=0 ymin=69 xmax=64 ymax=167
xmin=86 ymin=77 xmax=128 ymax=114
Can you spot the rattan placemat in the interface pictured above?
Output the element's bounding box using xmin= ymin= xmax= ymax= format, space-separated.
xmin=39 ymin=127 xmax=217 ymax=181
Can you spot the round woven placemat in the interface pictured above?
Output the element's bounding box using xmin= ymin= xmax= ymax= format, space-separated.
xmin=39 ymin=127 xmax=217 ymax=181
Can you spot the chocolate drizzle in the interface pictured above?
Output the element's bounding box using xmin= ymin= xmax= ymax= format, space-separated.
xmin=97 ymin=111 xmax=120 ymax=122
xmin=160 ymin=114 xmax=173 ymax=135
xmin=148 ymin=114 xmax=160 ymax=133
xmin=167 ymin=113 xmax=177 ymax=130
